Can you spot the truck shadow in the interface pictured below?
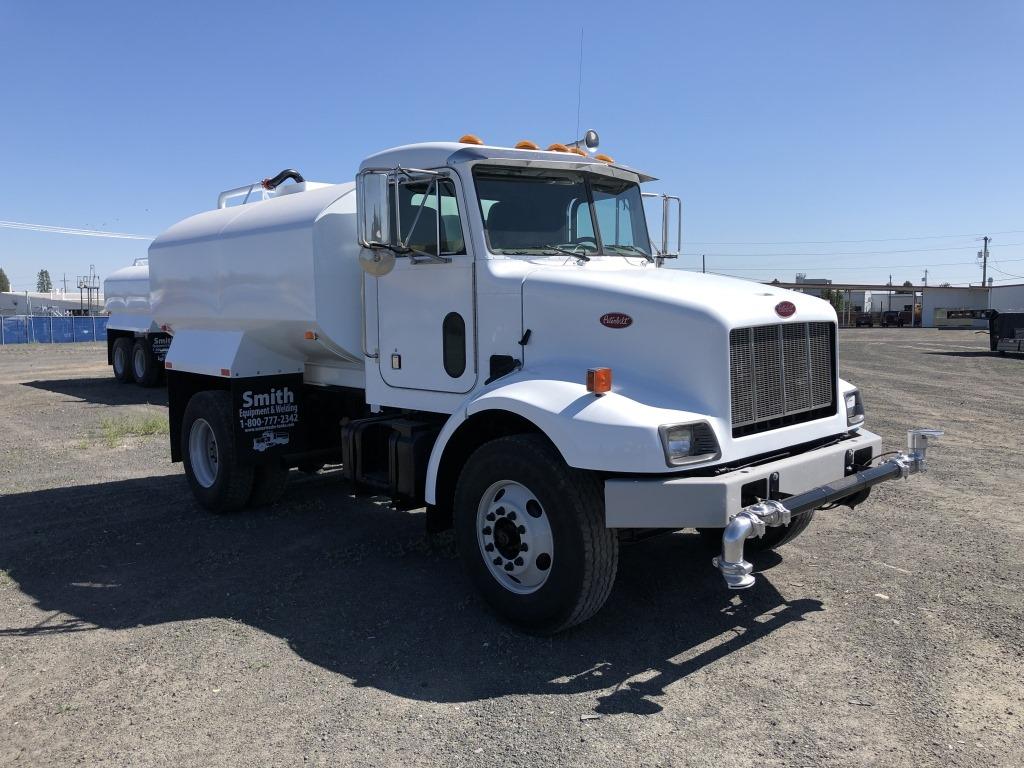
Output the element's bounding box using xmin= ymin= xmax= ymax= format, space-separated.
xmin=0 ymin=472 xmax=821 ymax=715
xmin=24 ymin=377 xmax=169 ymax=407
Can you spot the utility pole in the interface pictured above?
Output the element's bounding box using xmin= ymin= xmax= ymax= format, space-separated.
xmin=980 ymin=236 xmax=989 ymax=286
xmin=922 ymin=269 xmax=928 ymax=286
xmin=702 ymin=254 xmax=706 ymax=273
xmin=888 ymin=274 xmax=892 ymax=312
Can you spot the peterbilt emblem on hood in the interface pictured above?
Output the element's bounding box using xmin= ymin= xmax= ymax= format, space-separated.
xmin=600 ymin=313 xmax=633 ymax=328
xmin=774 ymin=301 xmax=796 ymax=318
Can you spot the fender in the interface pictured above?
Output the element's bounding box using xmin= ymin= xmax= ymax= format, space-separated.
xmin=424 ymin=367 xmax=718 ymax=504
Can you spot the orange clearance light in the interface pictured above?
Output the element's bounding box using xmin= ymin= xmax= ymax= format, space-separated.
xmin=547 ymin=143 xmax=569 ymax=153
xmin=459 ymin=134 xmax=484 ymax=145
xmin=514 ymin=140 xmax=539 ymax=150
xmin=303 ymin=330 xmax=317 ymax=340
xmin=568 ymin=146 xmax=587 ymax=156
xmin=220 ymin=368 xmax=231 ymax=377
xmin=594 ymin=153 xmax=615 ymax=163
xmin=586 ymin=367 xmax=613 ymax=394
xmin=164 ymin=361 xmax=173 ymax=370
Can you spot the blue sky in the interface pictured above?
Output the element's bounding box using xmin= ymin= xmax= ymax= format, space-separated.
xmin=1 ymin=0 xmax=1021 ymax=292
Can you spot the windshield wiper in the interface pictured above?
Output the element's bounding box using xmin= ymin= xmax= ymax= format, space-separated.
xmin=605 ymin=244 xmax=654 ymax=263
xmin=544 ymin=244 xmax=591 ymax=262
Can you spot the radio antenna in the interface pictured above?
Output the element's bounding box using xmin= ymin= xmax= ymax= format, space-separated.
xmin=575 ymin=26 xmax=584 ymax=141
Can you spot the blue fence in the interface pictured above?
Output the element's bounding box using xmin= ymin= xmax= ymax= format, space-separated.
xmin=0 ymin=315 xmax=108 ymax=345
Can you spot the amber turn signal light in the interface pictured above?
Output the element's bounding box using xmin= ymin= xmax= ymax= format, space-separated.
xmin=587 ymin=367 xmax=612 ymax=394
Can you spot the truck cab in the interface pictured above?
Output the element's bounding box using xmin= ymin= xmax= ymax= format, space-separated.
xmin=150 ymin=137 xmax=939 ymax=632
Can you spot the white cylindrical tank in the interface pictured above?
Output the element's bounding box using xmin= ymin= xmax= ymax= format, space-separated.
xmin=104 ymin=262 xmax=152 ymax=314
xmin=149 ymin=182 xmax=363 ymax=365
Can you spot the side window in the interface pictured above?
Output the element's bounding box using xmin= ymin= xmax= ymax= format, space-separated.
xmin=395 ymin=179 xmax=466 ymax=256
xmin=592 ymin=193 xmax=635 ymax=247
xmin=571 ymin=198 xmax=595 ymax=242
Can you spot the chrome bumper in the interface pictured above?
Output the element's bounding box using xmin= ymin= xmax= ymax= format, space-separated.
xmin=714 ymin=428 xmax=942 ymax=589
xmin=604 ymin=430 xmax=883 ymax=529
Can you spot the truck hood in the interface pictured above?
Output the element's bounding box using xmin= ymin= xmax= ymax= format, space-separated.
xmin=520 ymin=266 xmax=838 ymax=417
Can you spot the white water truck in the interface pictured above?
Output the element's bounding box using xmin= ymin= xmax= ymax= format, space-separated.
xmin=104 ymin=258 xmax=170 ymax=386
xmin=137 ymin=135 xmax=941 ymax=632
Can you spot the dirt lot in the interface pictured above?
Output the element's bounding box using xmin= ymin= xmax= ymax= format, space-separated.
xmin=1 ymin=331 xmax=1021 ymax=767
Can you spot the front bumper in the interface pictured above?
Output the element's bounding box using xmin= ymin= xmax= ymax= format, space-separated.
xmin=604 ymin=430 xmax=882 ymax=529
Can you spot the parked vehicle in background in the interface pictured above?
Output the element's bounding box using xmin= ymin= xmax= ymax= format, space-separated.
xmin=854 ymin=312 xmax=873 ymax=327
xmin=988 ymin=311 xmax=1024 ymax=355
xmin=104 ymin=258 xmax=170 ymax=387
xmin=137 ymin=136 xmax=940 ymax=632
xmin=899 ymin=309 xmax=916 ymax=327
xmin=881 ymin=310 xmax=904 ymax=327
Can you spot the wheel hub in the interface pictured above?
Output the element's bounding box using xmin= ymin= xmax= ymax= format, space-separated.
xmin=477 ymin=480 xmax=554 ymax=595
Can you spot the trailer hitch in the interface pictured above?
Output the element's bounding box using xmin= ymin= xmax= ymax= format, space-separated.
xmin=713 ymin=428 xmax=942 ymax=589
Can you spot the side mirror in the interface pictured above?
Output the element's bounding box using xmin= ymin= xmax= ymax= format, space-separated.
xmin=357 ymin=170 xmax=391 ymax=248
xmin=642 ymin=192 xmax=682 ymax=265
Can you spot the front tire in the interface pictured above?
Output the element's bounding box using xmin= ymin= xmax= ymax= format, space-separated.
xmin=112 ymin=337 xmax=133 ymax=383
xmin=454 ymin=434 xmax=618 ymax=634
xmin=181 ymin=391 xmax=254 ymax=513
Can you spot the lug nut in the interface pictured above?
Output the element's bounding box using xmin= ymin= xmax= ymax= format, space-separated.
xmin=486 ymin=512 xmax=496 ymax=522
xmin=520 ymin=543 xmax=528 ymax=552
xmin=506 ymin=511 xmax=517 ymax=521
xmin=493 ymin=557 xmax=502 ymax=565
xmin=482 ymin=526 xmax=492 ymax=535
xmin=485 ymin=543 xmax=494 ymax=552
xmin=517 ymin=525 xmax=526 ymax=534
xmin=504 ymin=562 xmax=514 ymax=571
xmin=514 ymin=557 xmax=524 ymax=566
xmin=495 ymin=507 xmax=505 ymax=516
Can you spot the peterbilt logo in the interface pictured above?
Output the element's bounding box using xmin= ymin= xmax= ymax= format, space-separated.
xmin=774 ymin=301 xmax=796 ymax=318
xmin=600 ymin=313 xmax=633 ymax=329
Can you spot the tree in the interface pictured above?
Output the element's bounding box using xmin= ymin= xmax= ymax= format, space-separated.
xmin=820 ymin=287 xmax=846 ymax=313
xmin=0 ymin=267 xmax=10 ymax=293
xmin=902 ymin=280 xmax=913 ymax=288
xmin=36 ymin=269 xmax=53 ymax=292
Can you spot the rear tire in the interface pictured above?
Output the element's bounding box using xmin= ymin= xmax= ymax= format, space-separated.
xmin=132 ymin=340 xmax=162 ymax=387
xmin=112 ymin=337 xmax=133 ymax=383
xmin=454 ymin=434 xmax=618 ymax=634
xmin=181 ymin=391 xmax=254 ymax=513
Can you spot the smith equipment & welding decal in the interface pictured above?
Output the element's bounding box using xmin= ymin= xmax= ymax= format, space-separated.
xmin=231 ymin=374 xmax=304 ymax=461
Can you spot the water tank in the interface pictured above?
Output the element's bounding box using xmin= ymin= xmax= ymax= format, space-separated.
xmin=104 ymin=261 xmax=151 ymax=314
xmin=149 ymin=182 xmax=363 ymax=365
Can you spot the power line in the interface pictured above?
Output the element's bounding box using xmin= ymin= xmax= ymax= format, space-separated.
xmin=0 ymin=220 xmax=154 ymax=240
xmin=680 ymin=242 xmax=1024 ymax=258
xmin=686 ymin=229 xmax=1024 ymax=246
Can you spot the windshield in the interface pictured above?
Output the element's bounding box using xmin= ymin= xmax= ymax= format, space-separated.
xmin=473 ymin=167 xmax=652 ymax=258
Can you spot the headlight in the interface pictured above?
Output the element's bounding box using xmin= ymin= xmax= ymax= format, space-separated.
xmin=845 ymin=389 xmax=865 ymax=427
xmin=658 ymin=421 xmax=720 ymax=467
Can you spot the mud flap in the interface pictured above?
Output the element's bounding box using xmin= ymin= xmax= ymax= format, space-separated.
xmin=231 ymin=374 xmax=305 ymax=464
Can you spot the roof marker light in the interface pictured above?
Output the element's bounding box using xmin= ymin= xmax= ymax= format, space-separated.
xmin=547 ymin=143 xmax=569 ymax=153
xmin=514 ymin=140 xmax=539 ymax=150
xmin=587 ymin=367 xmax=612 ymax=395
xmin=568 ymin=146 xmax=587 ymax=156
xmin=594 ymin=153 xmax=615 ymax=163
xmin=459 ymin=134 xmax=484 ymax=145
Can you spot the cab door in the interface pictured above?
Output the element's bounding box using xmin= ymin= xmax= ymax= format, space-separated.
xmin=374 ymin=174 xmax=477 ymax=393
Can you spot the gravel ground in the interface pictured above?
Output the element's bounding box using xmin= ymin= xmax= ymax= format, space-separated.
xmin=1 ymin=332 xmax=1021 ymax=767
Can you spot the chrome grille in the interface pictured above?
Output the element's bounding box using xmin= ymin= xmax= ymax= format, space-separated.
xmin=729 ymin=322 xmax=835 ymax=431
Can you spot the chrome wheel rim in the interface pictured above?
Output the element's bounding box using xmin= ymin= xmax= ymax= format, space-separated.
xmin=113 ymin=345 xmax=127 ymax=376
xmin=132 ymin=345 xmax=146 ymax=380
xmin=188 ymin=418 xmax=218 ymax=488
xmin=476 ymin=480 xmax=554 ymax=595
